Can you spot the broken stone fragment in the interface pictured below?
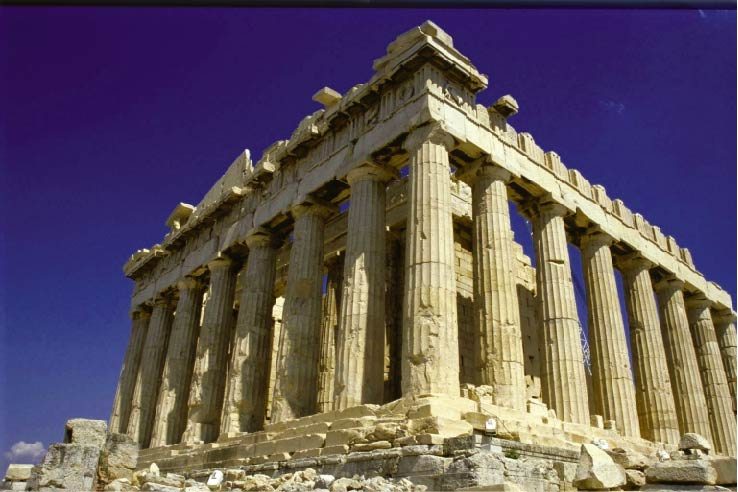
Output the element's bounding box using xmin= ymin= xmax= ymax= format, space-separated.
xmin=679 ymin=433 xmax=712 ymax=453
xmin=573 ymin=443 xmax=627 ymax=490
xmin=645 ymin=459 xmax=717 ymax=485
xmin=4 ymin=464 xmax=33 ymax=481
xmin=607 ymin=447 xmax=652 ymax=470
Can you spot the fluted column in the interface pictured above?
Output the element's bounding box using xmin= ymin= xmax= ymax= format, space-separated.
xmin=619 ymin=254 xmax=679 ymax=444
xmin=150 ymin=277 xmax=204 ymax=447
xmin=220 ymin=229 xmax=278 ymax=435
xmin=317 ymin=255 xmax=343 ymax=413
xmin=402 ymin=125 xmax=460 ymax=397
xmin=127 ymin=297 xmax=174 ymax=447
xmin=655 ymin=277 xmax=712 ymax=442
xmin=530 ymin=199 xmax=589 ymax=425
xmin=110 ymin=307 xmax=151 ymax=434
xmin=686 ymin=297 xmax=736 ymax=456
xmin=182 ymin=257 xmax=238 ymax=444
xmin=712 ymin=309 xmax=737 ymax=413
xmin=334 ymin=164 xmax=396 ymax=409
xmin=580 ymin=230 xmax=640 ymax=437
xmin=271 ymin=200 xmax=335 ymax=422
xmin=465 ymin=161 xmax=525 ymax=410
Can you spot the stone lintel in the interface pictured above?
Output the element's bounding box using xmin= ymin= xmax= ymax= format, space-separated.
xmin=165 ymin=203 xmax=196 ymax=230
xmin=312 ymin=87 xmax=342 ymax=109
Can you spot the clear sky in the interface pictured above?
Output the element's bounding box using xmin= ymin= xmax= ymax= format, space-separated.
xmin=0 ymin=7 xmax=735 ymax=470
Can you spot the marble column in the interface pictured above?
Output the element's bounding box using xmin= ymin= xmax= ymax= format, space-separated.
xmin=109 ymin=306 xmax=151 ymax=434
xmin=334 ymin=164 xmax=395 ymax=409
xmin=317 ymin=255 xmax=343 ymax=413
xmin=619 ymin=254 xmax=679 ymax=444
xmin=127 ymin=296 xmax=174 ymax=447
xmin=402 ymin=125 xmax=460 ymax=397
xmin=466 ymin=161 xmax=525 ymax=410
xmin=271 ymin=200 xmax=335 ymax=422
xmin=655 ymin=277 xmax=712 ymax=442
xmin=712 ymin=309 xmax=737 ymax=413
xmin=220 ymin=229 xmax=278 ymax=435
xmin=530 ymin=199 xmax=589 ymax=425
xmin=384 ymin=232 xmax=405 ymax=402
xmin=182 ymin=257 xmax=238 ymax=444
xmin=686 ymin=297 xmax=736 ymax=456
xmin=149 ymin=277 xmax=204 ymax=447
xmin=580 ymin=230 xmax=640 ymax=438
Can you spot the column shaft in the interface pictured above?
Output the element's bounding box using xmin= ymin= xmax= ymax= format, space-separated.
xmin=470 ymin=164 xmax=525 ymax=410
xmin=531 ymin=201 xmax=590 ymax=425
xmin=221 ymin=231 xmax=278 ymax=435
xmin=271 ymin=202 xmax=333 ymax=422
xmin=712 ymin=310 xmax=737 ymax=413
xmin=109 ymin=308 xmax=151 ymax=434
xmin=581 ymin=231 xmax=640 ymax=437
xmin=686 ymin=299 xmax=736 ymax=456
xmin=620 ymin=256 xmax=679 ymax=444
xmin=335 ymin=165 xmax=393 ymax=409
xmin=317 ymin=257 xmax=343 ymax=413
xmin=402 ymin=126 xmax=460 ymax=397
xmin=126 ymin=298 xmax=174 ymax=447
xmin=656 ymin=278 xmax=713 ymax=441
xmin=150 ymin=278 xmax=204 ymax=447
xmin=182 ymin=257 xmax=238 ymax=444
xmin=384 ymin=233 xmax=405 ymax=402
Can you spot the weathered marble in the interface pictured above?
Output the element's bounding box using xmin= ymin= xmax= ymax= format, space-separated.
xmin=580 ymin=229 xmax=640 ymax=438
xmin=317 ymin=255 xmax=343 ymax=412
xmin=712 ymin=309 xmax=737 ymax=413
xmin=655 ymin=277 xmax=713 ymax=443
xmin=182 ymin=257 xmax=238 ymax=444
xmin=619 ymin=254 xmax=680 ymax=445
xmin=221 ymin=229 xmax=278 ymax=435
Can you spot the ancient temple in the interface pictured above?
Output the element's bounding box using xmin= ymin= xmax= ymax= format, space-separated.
xmin=108 ymin=20 xmax=736 ymax=487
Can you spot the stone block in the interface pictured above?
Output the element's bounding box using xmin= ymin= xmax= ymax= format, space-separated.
xmin=407 ymin=416 xmax=473 ymax=438
xmin=98 ymin=433 xmax=139 ymax=484
xmin=321 ymin=445 xmax=350 ymax=456
xmin=351 ymin=441 xmax=391 ymax=452
xmin=396 ymin=454 xmax=450 ymax=476
xmin=65 ymin=418 xmax=108 ymax=448
xmin=710 ymin=457 xmax=736 ymax=485
xmin=626 ymin=469 xmax=646 ymax=489
xmin=29 ymin=443 xmax=102 ymax=492
xmin=275 ymin=422 xmax=331 ymax=439
xmin=273 ymin=434 xmax=326 ymax=454
xmin=607 ymin=447 xmax=652 ymax=470
xmin=330 ymin=417 xmax=377 ymax=430
xmin=573 ymin=444 xmax=626 ymax=490
xmin=646 ymin=459 xmax=717 ymax=485
xmin=291 ymin=448 xmax=322 ymax=459
xmin=4 ymin=464 xmax=33 ymax=481
xmin=590 ymin=415 xmax=604 ymax=429
xmin=679 ymin=433 xmax=712 ymax=453
xmin=324 ymin=428 xmax=371 ymax=447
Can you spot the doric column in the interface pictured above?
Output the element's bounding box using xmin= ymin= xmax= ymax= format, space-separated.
xmin=712 ymin=309 xmax=737 ymax=413
xmin=580 ymin=229 xmax=640 ymax=438
xmin=402 ymin=125 xmax=460 ymax=397
xmin=271 ymin=200 xmax=335 ymax=422
xmin=182 ymin=257 xmax=238 ymax=444
xmin=334 ymin=163 xmax=396 ymax=409
xmin=529 ymin=199 xmax=589 ymax=425
xmin=464 ymin=160 xmax=525 ymax=410
xmin=317 ymin=255 xmax=343 ymax=413
xmin=685 ymin=297 xmax=736 ymax=456
xmin=655 ymin=277 xmax=712 ymax=442
xmin=110 ymin=306 xmax=151 ymax=434
xmin=149 ymin=277 xmax=204 ymax=447
xmin=220 ymin=229 xmax=278 ymax=435
xmin=127 ymin=296 xmax=174 ymax=447
xmin=619 ymin=254 xmax=679 ymax=444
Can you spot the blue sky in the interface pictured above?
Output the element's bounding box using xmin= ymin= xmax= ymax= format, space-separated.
xmin=0 ymin=8 xmax=735 ymax=469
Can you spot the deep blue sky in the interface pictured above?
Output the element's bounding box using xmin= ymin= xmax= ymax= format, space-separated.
xmin=0 ymin=8 xmax=735 ymax=469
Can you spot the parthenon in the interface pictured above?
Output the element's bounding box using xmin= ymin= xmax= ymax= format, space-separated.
xmin=104 ymin=19 xmax=735 ymax=490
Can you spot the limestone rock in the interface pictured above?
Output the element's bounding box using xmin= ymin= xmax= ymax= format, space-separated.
xmin=141 ymin=483 xmax=180 ymax=492
xmin=625 ymin=469 xmax=646 ymax=489
xmin=646 ymin=459 xmax=717 ymax=485
xmin=315 ymin=475 xmax=336 ymax=489
xmin=98 ymin=433 xmax=139 ymax=484
xmin=28 ymin=443 xmax=102 ymax=492
xmin=607 ymin=447 xmax=652 ymax=470
xmin=679 ymin=433 xmax=712 ymax=453
xmin=5 ymin=464 xmax=33 ymax=481
xmin=710 ymin=457 xmax=737 ymax=486
xmin=329 ymin=477 xmax=363 ymax=492
xmin=240 ymin=474 xmax=274 ymax=491
xmin=65 ymin=418 xmax=108 ymax=448
xmin=573 ymin=443 xmax=626 ymax=490
xmin=104 ymin=478 xmax=141 ymax=491
xmin=141 ymin=471 xmax=183 ymax=488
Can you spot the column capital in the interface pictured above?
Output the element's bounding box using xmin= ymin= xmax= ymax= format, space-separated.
xmin=653 ymin=275 xmax=685 ymax=293
xmin=177 ymin=276 xmax=203 ymax=291
xmin=207 ymin=255 xmax=234 ymax=271
xmin=580 ymin=227 xmax=614 ymax=249
xmin=131 ymin=305 xmax=152 ymax=320
xmin=616 ymin=252 xmax=654 ymax=274
xmin=291 ymin=197 xmax=338 ymax=221
xmin=712 ymin=308 xmax=737 ymax=324
xmin=456 ymin=156 xmax=511 ymax=186
xmin=244 ymin=227 xmax=275 ymax=250
xmin=403 ymin=123 xmax=455 ymax=153
xmin=153 ymin=293 xmax=175 ymax=307
xmin=346 ymin=162 xmax=398 ymax=186
xmin=685 ymin=294 xmax=712 ymax=311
